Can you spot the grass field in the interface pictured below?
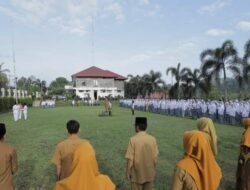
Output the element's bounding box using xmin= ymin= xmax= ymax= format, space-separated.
xmin=0 ymin=105 xmax=244 ymax=190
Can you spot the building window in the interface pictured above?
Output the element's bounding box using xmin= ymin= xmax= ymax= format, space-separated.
xmin=79 ymin=90 xmax=84 ymax=92
xmin=82 ymin=82 xmax=86 ymax=86
xmin=93 ymin=80 xmax=98 ymax=87
xmin=117 ymin=90 xmax=121 ymax=93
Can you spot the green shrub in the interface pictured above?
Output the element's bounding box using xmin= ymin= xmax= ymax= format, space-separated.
xmin=55 ymin=100 xmax=71 ymax=107
xmin=0 ymin=97 xmax=33 ymax=113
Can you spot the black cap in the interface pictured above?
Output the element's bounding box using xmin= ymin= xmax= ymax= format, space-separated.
xmin=135 ymin=117 xmax=147 ymax=126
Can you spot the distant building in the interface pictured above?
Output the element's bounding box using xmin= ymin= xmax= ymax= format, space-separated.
xmin=70 ymin=66 xmax=126 ymax=100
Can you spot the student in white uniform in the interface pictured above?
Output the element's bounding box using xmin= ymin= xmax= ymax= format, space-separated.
xmin=12 ymin=103 xmax=19 ymax=122
xmin=19 ymin=103 xmax=23 ymax=120
xmin=218 ymin=102 xmax=225 ymax=124
xmin=23 ymin=103 xmax=28 ymax=120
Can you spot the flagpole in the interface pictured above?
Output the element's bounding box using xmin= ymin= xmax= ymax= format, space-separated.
xmin=11 ymin=33 xmax=18 ymax=103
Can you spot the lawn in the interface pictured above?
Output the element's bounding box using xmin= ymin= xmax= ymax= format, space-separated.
xmin=0 ymin=105 xmax=244 ymax=190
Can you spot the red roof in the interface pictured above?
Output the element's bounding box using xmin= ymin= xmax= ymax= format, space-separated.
xmin=72 ymin=66 xmax=126 ymax=80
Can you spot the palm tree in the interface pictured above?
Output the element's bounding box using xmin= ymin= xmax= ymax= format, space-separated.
xmin=125 ymin=75 xmax=145 ymax=98
xmin=228 ymin=39 xmax=250 ymax=91
xmin=0 ymin=62 xmax=10 ymax=88
xmin=180 ymin=68 xmax=200 ymax=98
xmin=166 ymin=62 xmax=182 ymax=99
xmin=200 ymin=40 xmax=237 ymax=100
xmin=143 ymin=70 xmax=164 ymax=96
xmin=0 ymin=62 xmax=10 ymax=74
xmin=180 ymin=68 xmax=212 ymax=98
xmin=243 ymin=39 xmax=250 ymax=62
xmin=32 ymin=79 xmax=47 ymax=95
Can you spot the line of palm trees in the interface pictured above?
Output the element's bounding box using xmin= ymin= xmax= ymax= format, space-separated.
xmin=125 ymin=39 xmax=250 ymax=100
xmin=0 ymin=63 xmax=47 ymax=96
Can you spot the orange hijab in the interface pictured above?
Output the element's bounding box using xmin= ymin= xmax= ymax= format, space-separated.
xmin=54 ymin=142 xmax=115 ymax=190
xmin=197 ymin=117 xmax=218 ymax=156
xmin=177 ymin=131 xmax=222 ymax=190
xmin=241 ymin=118 xmax=250 ymax=148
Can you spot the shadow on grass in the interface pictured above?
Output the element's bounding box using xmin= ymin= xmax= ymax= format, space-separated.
xmin=220 ymin=179 xmax=235 ymax=190
xmin=14 ymin=159 xmax=56 ymax=190
xmin=15 ymin=159 xmax=36 ymax=190
xmin=40 ymin=163 xmax=56 ymax=189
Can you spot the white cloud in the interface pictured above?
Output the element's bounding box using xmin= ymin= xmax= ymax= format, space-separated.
xmin=123 ymin=41 xmax=198 ymax=65
xmin=104 ymin=2 xmax=124 ymax=22
xmin=0 ymin=5 xmax=22 ymax=21
xmin=128 ymin=0 xmax=160 ymax=18
xmin=0 ymin=0 xmax=125 ymax=35
xmin=145 ymin=4 xmax=160 ymax=17
xmin=205 ymin=28 xmax=233 ymax=36
xmin=138 ymin=0 xmax=150 ymax=5
xmin=0 ymin=0 xmax=161 ymax=34
xmin=199 ymin=0 xmax=230 ymax=14
xmin=237 ymin=20 xmax=250 ymax=31
xmin=11 ymin=0 xmax=55 ymax=18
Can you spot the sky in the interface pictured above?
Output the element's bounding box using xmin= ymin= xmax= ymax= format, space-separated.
xmin=0 ymin=0 xmax=250 ymax=85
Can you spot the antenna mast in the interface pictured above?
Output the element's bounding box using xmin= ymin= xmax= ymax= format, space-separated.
xmin=91 ymin=15 xmax=95 ymax=66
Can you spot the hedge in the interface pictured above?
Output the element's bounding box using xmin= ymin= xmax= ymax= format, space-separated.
xmin=0 ymin=97 xmax=33 ymax=113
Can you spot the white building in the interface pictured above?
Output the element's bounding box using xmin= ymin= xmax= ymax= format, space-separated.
xmin=71 ymin=66 xmax=126 ymax=100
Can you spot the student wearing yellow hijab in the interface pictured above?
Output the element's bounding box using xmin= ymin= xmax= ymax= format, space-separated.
xmin=54 ymin=141 xmax=115 ymax=190
xmin=171 ymin=131 xmax=222 ymax=190
xmin=52 ymin=120 xmax=115 ymax=190
xmin=197 ymin=117 xmax=218 ymax=156
xmin=236 ymin=118 xmax=250 ymax=190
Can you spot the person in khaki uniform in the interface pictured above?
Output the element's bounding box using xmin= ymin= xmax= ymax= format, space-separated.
xmin=52 ymin=120 xmax=89 ymax=180
xmin=0 ymin=123 xmax=18 ymax=190
xmin=171 ymin=131 xmax=221 ymax=190
xmin=125 ymin=117 xmax=158 ymax=190
xmin=236 ymin=118 xmax=250 ymax=190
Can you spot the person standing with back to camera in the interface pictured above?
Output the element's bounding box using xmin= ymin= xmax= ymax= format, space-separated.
xmin=125 ymin=117 xmax=159 ymax=190
xmin=131 ymin=100 xmax=135 ymax=115
xmin=0 ymin=123 xmax=18 ymax=190
xmin=236 ymin=118 xmax=250 ymax=190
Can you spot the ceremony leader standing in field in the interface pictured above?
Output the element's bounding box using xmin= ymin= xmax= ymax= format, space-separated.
xmin=0 ymin=123 xmax=18 ymax=190
xmin=52 ymin=120 xmax=115 ymax=190
xmin=236 ymin=118 xmax=250 ymax=190
xmin=125 ymin=117 xmax=159 ymax=190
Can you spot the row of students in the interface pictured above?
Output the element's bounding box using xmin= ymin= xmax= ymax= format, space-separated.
xmin=0 ymin=118 xmax=250 ymax=190
xmin=120 ymin=99 xmax=250 ymax=125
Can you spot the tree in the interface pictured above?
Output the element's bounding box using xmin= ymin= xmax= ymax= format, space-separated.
xmin=143 ymin=70 xmax=164 ymax=96
xmin=125 ymin=75 xmax=145 ymax=98
xmin=166 ymin=62 xmax=182 ymax=99
xmin=180 ymin=68 xmax=199 ymax=98
xmin=180 ymin=68 xmax=211 ymax=98
xmin=228 ymin=39 xmax=250 ymax=92
xmin=0 ymin=62 xmax=10 ymax=88
xmin=48 ymin=77 xmax=69 ymax=95
xmin=17 ymin=77 xmax=29 ymax=90
xmin=200 ymin=40 xmax=237 ymax=100
xmin=33 ymin=79 xmax=47 ymax=95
